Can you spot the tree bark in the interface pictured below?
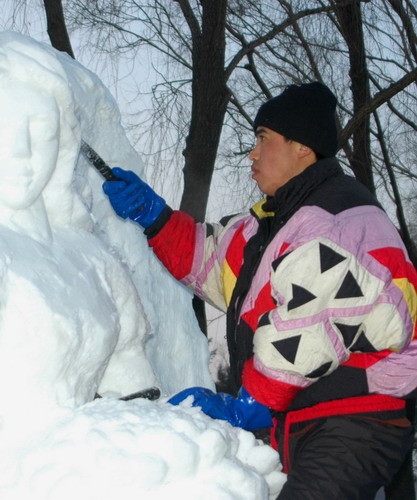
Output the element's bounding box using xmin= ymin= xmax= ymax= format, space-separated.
xmin=43 ymin=0 xmax=75 ymax=58
xmin=175 ymin=0 xmax=230 ymax=334
xmin=333 ymin=0 xmax=374 ymax=192
xmin=177 ymin=0 xmax=230 ymax=223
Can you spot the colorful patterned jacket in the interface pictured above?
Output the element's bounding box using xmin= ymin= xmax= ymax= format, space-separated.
xmin=147 ymin=158 xmax=417 ymax=414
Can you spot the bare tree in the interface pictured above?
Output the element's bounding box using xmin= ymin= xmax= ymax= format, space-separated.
xmin=7 ymin=3 xmax=417 ymax=228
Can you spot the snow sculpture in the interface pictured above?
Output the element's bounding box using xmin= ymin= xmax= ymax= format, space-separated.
xmin=0 ymin=32 xmax=159 ymax=430
xmin=0 ymin=29 xmax=215 ymax=404
xmin=0 ymin=32 xmax=283 ymax=500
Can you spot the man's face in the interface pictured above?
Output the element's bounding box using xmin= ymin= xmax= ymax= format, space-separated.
xmin=249 ymin=126 xmax=307 ymax=196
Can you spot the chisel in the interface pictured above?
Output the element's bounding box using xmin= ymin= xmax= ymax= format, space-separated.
xmin=80 ymin=140 xmax=119 ymax=181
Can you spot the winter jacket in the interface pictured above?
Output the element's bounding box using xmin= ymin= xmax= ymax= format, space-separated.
xmin=146 ymin=158 xmax=417 ymax=417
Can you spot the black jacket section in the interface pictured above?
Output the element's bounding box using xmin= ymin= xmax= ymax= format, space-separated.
xmin=262 ymin=157 xmax=380 ymax=217
xmin=288 ymin=365 xmax=369 ymax=411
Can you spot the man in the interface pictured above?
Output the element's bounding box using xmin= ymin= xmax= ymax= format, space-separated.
xmin=103 ymin=82 xmax=417 ymax=499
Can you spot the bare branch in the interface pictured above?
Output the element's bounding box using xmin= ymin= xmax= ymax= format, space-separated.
xmin=339 ymin=67 xmax=417 ymax=148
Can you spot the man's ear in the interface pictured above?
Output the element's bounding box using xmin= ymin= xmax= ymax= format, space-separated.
xmin=298 ymin=144 xmax=314 ymax=159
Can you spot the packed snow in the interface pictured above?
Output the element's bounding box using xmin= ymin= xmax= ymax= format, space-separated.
xmin=0 ymin=31 xmax=284 ymax=499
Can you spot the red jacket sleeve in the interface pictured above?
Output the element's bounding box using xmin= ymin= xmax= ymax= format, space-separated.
xmin=148 ymin=210 xmax=197 ymax=281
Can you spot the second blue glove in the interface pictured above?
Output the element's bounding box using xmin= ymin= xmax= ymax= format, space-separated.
xmin=168 ymin=386 xmax=272 ymax=431
xmin=102 ymin=167 xmax=166 ymax=229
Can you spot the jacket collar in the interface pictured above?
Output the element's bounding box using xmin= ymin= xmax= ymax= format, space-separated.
xmin=258 ymin=157 xmax=343 ymax=220
xmin=251 ymin=199 xmax=275 ymax=220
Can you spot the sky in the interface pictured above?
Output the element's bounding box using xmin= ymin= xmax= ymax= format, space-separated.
xmin=0 ymin=31 xmax=286 ymax=499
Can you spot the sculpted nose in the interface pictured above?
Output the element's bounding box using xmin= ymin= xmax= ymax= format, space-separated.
xmin=11 ymin=121 xmax=31 ymax=158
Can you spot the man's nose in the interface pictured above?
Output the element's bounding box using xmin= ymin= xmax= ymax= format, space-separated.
xmin=249 ymin=143 xmax=259 ymax=161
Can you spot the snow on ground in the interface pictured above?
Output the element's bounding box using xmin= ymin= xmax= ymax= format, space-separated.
xmin=0 ymin=31 xmax=284 ymax=499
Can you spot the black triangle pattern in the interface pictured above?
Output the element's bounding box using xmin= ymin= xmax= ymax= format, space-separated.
xmin=334 ymin=322 xmax=362 ymax=348
xmin=335 ymin=271 xmax=364 ymax=299
xmin=258 ymin=312 xmax=270 ymax=328
xmin=350 ymin=332 xmax=377 ymax=353
xmin=288 ymin=284 xmax=317 ymax=311
xmin=319 ymin=243 xmax=346 ymax=273
xmin=306 ymin=361 xmax=333 ymax=378
xmin=272 ymin=252 xmax=290 ymax=272
xmin=272 ymin=335 xmax=301 ymax=364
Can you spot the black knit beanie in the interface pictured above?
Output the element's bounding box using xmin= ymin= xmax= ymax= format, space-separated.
xmin=253 ymin=82 xmax=338 ymax=158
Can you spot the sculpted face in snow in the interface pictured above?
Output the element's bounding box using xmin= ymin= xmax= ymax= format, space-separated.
xmin=0 ymin=83 xmax=59 ymax=209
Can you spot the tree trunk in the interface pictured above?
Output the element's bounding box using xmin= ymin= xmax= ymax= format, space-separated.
xmin=334 ymin=0 xmax=374 ymax=193
xmin=179 ymin=0 xmax=230 ymax=222
xmin=177 ymin=0 xmax=230 ymax=334
xmin=43 ymin=0 xmax=75 ymax=58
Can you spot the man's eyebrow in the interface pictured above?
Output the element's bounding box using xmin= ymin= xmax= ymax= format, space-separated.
xmin=255 ymin=127 xmax=268 ymax=136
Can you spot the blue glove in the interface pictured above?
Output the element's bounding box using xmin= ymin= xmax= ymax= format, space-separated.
xmin=102 ymin=167 xmax=166 ymax=229
xmin=168 ymin=386 xmax=272 ymax=431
